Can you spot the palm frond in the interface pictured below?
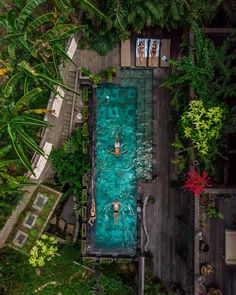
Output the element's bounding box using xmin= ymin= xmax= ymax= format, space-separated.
xmin=17 ymin=0 xmax=47 ymax=30
xmin=13 ymin=88 xmax=43 ymax=114
xmin=79 ymin=0 xmax=107 ymax=19
xmin=7 ymin=123 xmax=34 ymax=173
xmin=41 ymin=24 xmax=86 ymax=42
xmin=26 ymin=12 xmax=55 ymax=32
xmin=4 ymin=73 xmax=23 ymax=97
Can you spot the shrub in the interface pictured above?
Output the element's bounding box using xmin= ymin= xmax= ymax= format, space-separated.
xmin=29 ymin=234 xmax=58 ymax=267
xmin=183 ymin=169 xmax=211 ymax=197
xmin=181 ymin=100 xmax=226 ymax=162
xmin=82 ymin=87 xmax=89 ymax=103
xmin=80 ymin=67 xmax=91 ymax=76
xmin=50 ymin=128 xmax=90 ymax=197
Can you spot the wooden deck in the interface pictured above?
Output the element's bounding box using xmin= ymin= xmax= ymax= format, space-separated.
xmin=200 ymin=196 xmax=236 ymax=295
xmin=142 ymin=67 xmax=195 ymax=294
xmin=76 ymin=45 xmax=120 ymax=73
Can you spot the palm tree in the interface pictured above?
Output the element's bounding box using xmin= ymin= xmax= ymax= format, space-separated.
xmin=0 ymin=87 xmax=51 ymax=173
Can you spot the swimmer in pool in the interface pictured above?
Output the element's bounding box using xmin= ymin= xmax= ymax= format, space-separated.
xmin=88 ymin=199 xmax=96 ymax=226
xmin=108 ymin=134 xmax=126 ymax=158
xmin=112 ymin=199 xmax=120 ymax=224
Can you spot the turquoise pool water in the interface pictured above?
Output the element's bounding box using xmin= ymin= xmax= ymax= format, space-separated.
xmin=94 ymin=85 xmax=137 ymax=253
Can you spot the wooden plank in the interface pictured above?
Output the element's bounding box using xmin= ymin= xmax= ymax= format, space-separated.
xmin=148 ymin=39 xmax=160 ymax=67
xmin=205 ymin=188 xmax=236 ymax=194
xmin=120 ymin=39 xmax=131 ymax=67
xmin=203 ymin=28 xmax=235 ymax=35
xmin=160 ymin=39 xmax=171 ymax=67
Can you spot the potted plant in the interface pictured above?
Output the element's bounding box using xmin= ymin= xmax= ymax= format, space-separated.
xmin=79 ymin=67 xmax=91 ymax=82
xmin=89 ymin=73 xmax=101 ymax=86
xmin=99 ymin=66 xmax=117 ymax=83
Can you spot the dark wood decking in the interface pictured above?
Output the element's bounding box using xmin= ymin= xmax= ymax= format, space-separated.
xmin=143 ymin=68 xmax=194 ymax=294
xmin=200 ymin=196 xmax=236 ymax=295
xmin=77 ymin=45 xmax=120 ymax=73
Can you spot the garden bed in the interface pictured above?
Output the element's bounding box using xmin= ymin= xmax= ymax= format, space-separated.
xmin=7 ymin=185 xmax=62 ymax=254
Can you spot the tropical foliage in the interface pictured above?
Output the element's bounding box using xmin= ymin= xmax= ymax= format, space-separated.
xmin=29 ymin=234 xmax=58 ymax=267
xmin=163 ymin=23 xmax=236 ymax=111
xmin=181 ymin=100 xmax=226 ymax=161
xmin=0 ymin=247 xmax=132 ymax=294
xmin=0 ymin=145 xmax=27 ymax=228
xmin=78 ymin=0 xmax=221 ymax=54
xmin=50 ymin=128 xmax=90 ymax=197
xmin=0 ymin=0 xmax=85 ymax=225
xmin=164 ymin=24 xmax=236 ymax=176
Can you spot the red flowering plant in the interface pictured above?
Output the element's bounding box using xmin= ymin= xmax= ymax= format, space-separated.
xmin=183 ymin=169 xmax=211 ymax=197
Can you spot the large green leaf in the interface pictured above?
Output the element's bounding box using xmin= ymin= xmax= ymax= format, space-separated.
xmin=79 ymin=0 xmax=107 ymax=18
xmin=17 ymin=0 xmax=47 ymax=30
xmin=0 ymin=159 xmax=19 ymax=169
xmin=4 ymin=73 xmax=23 ymax=97
xmin=13 ymin=87 xmax=43 ymax=114
xmin=0 ymin=33 xmax=24 ymax=44
xmin=41 ymin=24 xmax=85 ymax=42
xmin=18 ymin=60 xmax=37 ymax=76
xmin=15 ymin=126 xmax=44 ymax=156
xmin=7 ymin=124 xmax=34 ymax=173
xmin=7 ymin=43 xmax=16 ymax=59
xmin=53 ymin=43 xmax=78 ymax=67
xmin=0 ymin=145 xmax=12 ymax=158
xmin=26 ymin=12 xmax=55 ymax=32
xmin=16 ymin=115 xmax=51 ymax=127
xmin=38 ymin=74 xmax=80 ymax=96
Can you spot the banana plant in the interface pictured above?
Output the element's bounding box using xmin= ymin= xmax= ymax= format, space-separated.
xmin=0 ymin=0 xmax=84 ymax=91
xmin=0 ymin=144 xmax=29 ymax=199
xmin=0 ymin=87 xmax=51 ymax=173
xmin=3 ymin=60 xmax=80 ymax=98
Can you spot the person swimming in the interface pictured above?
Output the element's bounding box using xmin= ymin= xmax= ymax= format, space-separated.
xmin=108 ymin=134 xmax=126 ymax=158
xmin=112 ymin=199 xmax=120 ymax=224
xmin=88 ymin=199 xmax=96 ymax=226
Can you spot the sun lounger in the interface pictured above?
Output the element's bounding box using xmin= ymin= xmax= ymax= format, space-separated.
xmin=225 ymin=229 xmax=236 ymax=265
xmin=136 ymin=38 xmax=148 ymax=67
xmin=160 ymin=39 xmax=171 ymax=67
xmin=121 ymin=39 xmax=131 ymax=67
xmin=148 ymin=39 xmax=160 ymax=67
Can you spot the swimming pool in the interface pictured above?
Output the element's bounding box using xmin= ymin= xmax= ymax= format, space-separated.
xmin=93 ymin=85 xmax=137 ymax=254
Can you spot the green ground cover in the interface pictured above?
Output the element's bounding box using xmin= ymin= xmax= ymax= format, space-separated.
xmin=7 ymin=188 xmax=60 ymax=253
xmin=0 ymin=247 xmax=133 ymax=295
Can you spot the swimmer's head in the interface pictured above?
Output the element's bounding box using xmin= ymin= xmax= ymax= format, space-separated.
xmin=115 ymin=147 xmax=120 ymax=157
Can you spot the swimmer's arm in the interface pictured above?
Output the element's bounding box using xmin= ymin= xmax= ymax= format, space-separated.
xmin=107 ymin=149 xmax=115 ymax=154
